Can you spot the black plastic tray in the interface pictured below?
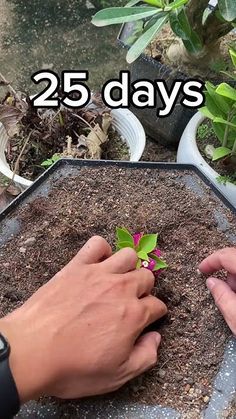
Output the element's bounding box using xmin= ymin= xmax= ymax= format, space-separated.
xmin=0 ymin=160 xmax=235 ymax=418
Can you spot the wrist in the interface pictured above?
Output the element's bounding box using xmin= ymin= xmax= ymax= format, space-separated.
xmin=0 ymin=313 xmax=48 ymax=404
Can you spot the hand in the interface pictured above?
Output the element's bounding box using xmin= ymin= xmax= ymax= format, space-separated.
xmin=0 ymin=236 xmax=167 ymax=404
xmin=199 ymin=247 xmax=236 ymax=335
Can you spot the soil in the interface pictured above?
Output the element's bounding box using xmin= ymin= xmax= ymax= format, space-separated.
xmin=149 ymin=25 xmax=236 ymax=82
xmin=0 ymin=165 xmax=234 ymax=418
xmin=196 ymin=120 xmax=236 ymax=185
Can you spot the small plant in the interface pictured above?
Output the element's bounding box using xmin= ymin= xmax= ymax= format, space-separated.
xmin=116 ymin=227 xmax=168 ymax=274
xmin=41 ymin=154 xmax=61 ymax=168
xmin=200 ymin=48 xmax=236 ymax=163
xmin=197 ymin=123 xmax=214 ymax=141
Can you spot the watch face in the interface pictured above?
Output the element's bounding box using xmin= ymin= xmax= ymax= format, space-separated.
xmin=0 ymin=333 xmax=10 ymax=360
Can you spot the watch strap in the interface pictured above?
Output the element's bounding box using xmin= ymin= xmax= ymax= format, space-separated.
xmin=0 ymin=356 xmax=20 ymax=418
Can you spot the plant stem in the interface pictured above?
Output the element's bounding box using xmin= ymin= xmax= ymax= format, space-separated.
xmin=222 ymin=113 xmax=231 ymax=147
xmin=232 ymin=139 xmax=236 ymax=155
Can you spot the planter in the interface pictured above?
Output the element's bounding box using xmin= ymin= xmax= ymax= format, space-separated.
xmin=118 ymin=23 xmax=196 ymax=148
xmin=0 ymin=160 xmax=236 ymax=418
xmin=0 ymin=107 xmax=146 ymax=190
xmin=177 ymin=112 xmax=236 ymax=209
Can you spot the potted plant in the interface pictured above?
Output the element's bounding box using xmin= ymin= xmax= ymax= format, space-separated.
xmin=92 ymin=1 xmax=236 ymax=146
xmin=0 ymin=85 xmax=146 ymax=189
xmin=177 ymin=48 xmax=236 ymax=208
xmin=0 ymin=159 xmax=235 ymax=417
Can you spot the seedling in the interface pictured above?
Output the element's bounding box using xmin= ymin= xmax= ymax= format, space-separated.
xmin=116 ymin=227 xmax=168 ymax=274
xmin=41 ymin=154 xmax=61 ymax=168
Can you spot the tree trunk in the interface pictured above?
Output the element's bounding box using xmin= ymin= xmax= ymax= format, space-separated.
xmin=186 ymin=0 xmax=233 ymax=45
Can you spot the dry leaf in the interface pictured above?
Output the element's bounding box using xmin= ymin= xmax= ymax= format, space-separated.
xmin=0 ymin=104 xmax=24 ymax=137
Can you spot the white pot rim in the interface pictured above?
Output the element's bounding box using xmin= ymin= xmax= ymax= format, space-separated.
xmin=0 ymin=106 xmax=146 ymax=190
xmin=177 ymin=111 xmax=236 ymax=208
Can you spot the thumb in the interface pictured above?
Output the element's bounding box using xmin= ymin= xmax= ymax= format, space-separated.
xmin=127 ymin=332 xmax=161 ymax=378
xmin=207 ymin=277 xmax=236 ymax=335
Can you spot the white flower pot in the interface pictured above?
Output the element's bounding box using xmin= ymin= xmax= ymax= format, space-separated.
xmin=177 ymin=111 xmax=236 ymax=208
xmin=0 ymin=107 xmax=146 ymax=190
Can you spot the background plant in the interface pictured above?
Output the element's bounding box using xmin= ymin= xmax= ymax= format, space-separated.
xmin=92 ymin=0 xmax=236 ymax=65
xmin=200 ymin=48 xmax=236 ymax=162
xmin=116 ymin=227 xmax=168 ymax=273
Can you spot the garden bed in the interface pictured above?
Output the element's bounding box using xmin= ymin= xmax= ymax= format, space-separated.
xmin=0 ymin=161 xmax=235 ymax=418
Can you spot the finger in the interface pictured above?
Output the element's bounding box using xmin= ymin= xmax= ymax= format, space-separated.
xmin=199 ymin=248 xmax=236 ymax=276
xmin=207 ymin=277 xmax=236 ymax=335
xmin=227 ymin=274 xmax=236 ymax=292
xmin=122 ymin=268 xmax=155 ymax=297
xmin=101 ymin=247 xmax=138 ymax=274
xmin=127 ymin=332 xmax=161 ymax=377
xmin=140 ymin=295 xmax=167 ymax=328
xmin=72 ymin=236 xmax=112 ymax=265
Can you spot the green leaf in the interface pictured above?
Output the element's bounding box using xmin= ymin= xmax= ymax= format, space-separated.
xmin=168 ymin=0 xmax=188 ymax=11
xmin=116 ymin=227 xmax=134 ymax=245
xmin=213 ymin=116 xmax=236 ymax=129
xmin=200 ymin=106 xmax=215 ymax=120
xmin=143 ymin=0 xmax=163 ymax=6
xmin=169 ymin=8 xmax=191 ymax=39
xmin=92 ymin=7 xmax=161 ymax=27
xmin=137 ymin=233 xmax=158 ymax=253
xmin=216 ymin=83 xmax=236 ymax=101
xmin=169 ymin=8 xmax=202 ymax=53
xmin=149 ymin=254 xmax=168 ymax=270
xmin=202 ymin=7 xmax=212 ymax=25
xmin=116 ymin=241 xmax=135 ymax=250
xmin=205 ymin=81 xmax=231 ymax=115
xmin=229 ymin=48 xmax=236 ymax=68
xmin=41 ymin=159 xmax=53 ymax=167
xmin=212 ymin=146 xmax=232 ymax=161
xmin=126 ymin=13 xmax=168 ymax=63
xmin=137 ymin=251 xmax=150 ymax=261
xmin=218 ymin=0 xmax=236 ymax=22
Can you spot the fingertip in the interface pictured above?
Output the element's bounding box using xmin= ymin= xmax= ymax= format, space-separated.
xmin=206 ymin=277 xmax=218 ymax=291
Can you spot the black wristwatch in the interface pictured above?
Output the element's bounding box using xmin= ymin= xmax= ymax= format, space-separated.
xmin=0 ymin=333 xmax=20 ymax=418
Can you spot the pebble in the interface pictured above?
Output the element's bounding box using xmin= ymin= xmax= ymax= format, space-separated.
xmin=185 ymin=384 xmax=191 ymax=392
xmin=158 ymin=369 xmax=166 ymax=379
xmin=176 ymin=374 xmax=184 ymax=382
xmin=24 ymin=237 xmax=36 ymax=246
xmin=203 ymin=396 xmax=210 ymax=403
xmin=186 ymin=377 xmax=194 ymax=385
xmin=19 ymin=247 xmax=26 ymax=253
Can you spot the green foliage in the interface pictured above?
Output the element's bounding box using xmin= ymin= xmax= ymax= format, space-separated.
xmin=115 ymin=227 xmax=168 ymax=272
xmin=197 ymin=123 xmax=214 ymax=140
xmin=41 ymin=154 xmax=61 ymax=168
xmin=200 ymin=48 xmax=236 ymax=167
xmin=217 ymin=174 xmax=236 ymax=186
xmin=92 ymin=0 xmax=235 ymax=63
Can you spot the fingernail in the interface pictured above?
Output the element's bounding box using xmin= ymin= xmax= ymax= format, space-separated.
xmin=206 ymin=277 xmax=217 ymax=291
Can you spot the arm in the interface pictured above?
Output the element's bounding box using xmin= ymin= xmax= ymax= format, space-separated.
xmin=0 ymin=236 xmax=167 ymax=405
xmin=199 ymin=247 xmax=236 ymax=335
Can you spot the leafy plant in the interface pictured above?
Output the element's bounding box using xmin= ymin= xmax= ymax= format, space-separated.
xmin=92 ymin=0 xmax=236 ymax=64
xmin=200 ymin=48 xmax=236 ymax=163
xmin=116 ymin=227 xmax=168 ymax=273
xmin=41 ymin=154 xmax=61 ymax=168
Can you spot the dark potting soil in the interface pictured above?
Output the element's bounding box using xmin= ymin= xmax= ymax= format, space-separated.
xmin=196 ymin=120 xmax=236 ymax=186
xmin=0 ymin=166 xmax=234 ymax=417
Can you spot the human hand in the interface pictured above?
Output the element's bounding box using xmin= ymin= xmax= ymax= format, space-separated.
xmin=0 ymin=236 xmax=167 ymax=404
xmin=199 ymin=247 xmax=236 ymax=336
